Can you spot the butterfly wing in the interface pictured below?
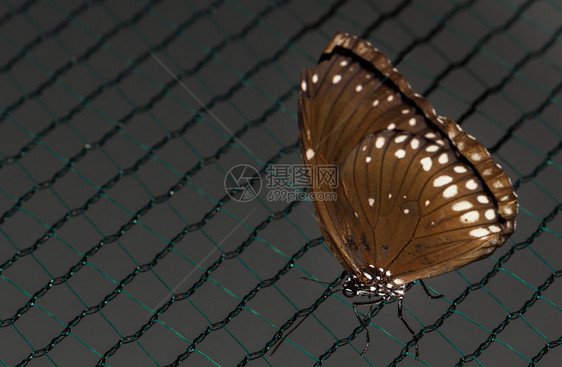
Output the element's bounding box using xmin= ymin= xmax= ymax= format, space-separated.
xmin=299 ymin=146 xmax=369 ymax=277
xmin=299 ymin=33 xmax=448 ymax=167
xmin=339 ymin=130 xmax=514 ymax=284
xmin=299 ymin=32 xmax=518 ymax=285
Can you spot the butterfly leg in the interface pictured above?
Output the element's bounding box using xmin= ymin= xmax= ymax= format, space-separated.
xmin=418 ymin=279 xmax=443 ymax=299
xmin=352 ymin=298 xmax=384 ymax=357
xmin=397 ymin=298 xmax=420 ymax=360
xmin=299 ymin=276 xmax=335 ymax=285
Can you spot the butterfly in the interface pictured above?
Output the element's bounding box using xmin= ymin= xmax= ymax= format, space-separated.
xmin=297 ymin=32 xmax=518 ymax=357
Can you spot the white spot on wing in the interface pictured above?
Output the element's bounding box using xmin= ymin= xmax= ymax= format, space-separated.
xmin=301 ymin=81 xmax=307 ymax=91
xmin=477 ymin=195 xmax=489 ymax=204
xmin=493 ymin=180 xmax=505 ymax=189
xmin=395 ymin=149 xmax=406 ymax=159
xmin=426 ymin=145 xmax=439 ymax=152
xmin=410 ymin=138 xmax=420 ymax=149
xmin=387 ymin=95 xmax=394 ymax=102
xmin=425 ymin=132 xmax=437 ymax=139
xmin=340 ymin=60 xmax=348 ymax=66
xmin=356 ymin=85 xmax=363 ymax=92
xmin=438 ymin=153 xmax=448 ymax=164
xmin=312 ymin=74 xmax=318 ymax=83
xmin=443 ymin=184 xmax=458 ymax=198
xmin=433 ymin=175 xmax=453 ymax=187
xmin=368 ymin=198 xmax=375 ymax=206
xmin=387 ymin=123 xmax=396 ymax=130
xmin=454 ymin=166 xmax=467 ymax=174
xmin=375 ymin=136 xmax=385 ymax=148
xmin=332 ymin=74 xmax=342 ymax=84
xmin=409 ymin=118 xmax=416 ymax=126
xmin=453 ymin=201 xmax=473 ymax=211
xmin=425 ymin=200 xmax=430 ymax=206
xmin=469 ymin=228 xmax=490 ymax=237
xmin=461 ymin=210 xmax=480 ymax=223
xmin=420 ymin=157 xmax=432 ymax=171
xmin=366 ymin=156 xmax=372 ymax=163
xmin=306 ymin=149 xmax=315 ymax=160
xmin=401 ymin=109 xmax=409 ymax=114
xmin=372 ymin=99 xmax=379 ymax=107
xmin=395 ymin=135 xmax=407 ymax=143
xmin=485 ymin=209 xmax=495 ymax=220
xmin=466 ymin=179 xmax=478 ymax=190
xmin=471 ymin=153 xmax=482 ymax=161
xmin=489 ymin=225 xmax=501 ymax=233
xmin=404 ymin=209 xmax=409 ymax=214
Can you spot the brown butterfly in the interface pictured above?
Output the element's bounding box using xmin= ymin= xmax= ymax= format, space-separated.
xmin=297 ymin=32 xmax=518 ymax=357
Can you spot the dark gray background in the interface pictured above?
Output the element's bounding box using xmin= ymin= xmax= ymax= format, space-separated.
xmin=0 ymin=0 xmax=560 ymax=366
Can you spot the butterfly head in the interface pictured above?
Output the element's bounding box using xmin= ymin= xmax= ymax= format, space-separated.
xmin=342 ymin=265 xmax=406 ymax=300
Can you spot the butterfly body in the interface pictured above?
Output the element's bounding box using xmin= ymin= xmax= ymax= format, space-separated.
xmin=297 ymin=32 xmax=518 ymax=355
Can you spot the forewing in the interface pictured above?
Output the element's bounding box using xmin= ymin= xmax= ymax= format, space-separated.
xmin=299 ymin=33 xmax=452 ymax=167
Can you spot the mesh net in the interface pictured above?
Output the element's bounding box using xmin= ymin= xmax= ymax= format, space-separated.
xmin=0 ymin=0 xmax=560 ymax=366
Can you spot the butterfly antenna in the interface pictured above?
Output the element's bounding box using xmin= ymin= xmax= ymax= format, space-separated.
xmin=300 ymin=276 xmax=334 ymax=285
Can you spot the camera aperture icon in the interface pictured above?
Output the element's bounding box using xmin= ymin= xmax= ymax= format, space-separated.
xmin=224 ymin=164 xmax=261 ymax=202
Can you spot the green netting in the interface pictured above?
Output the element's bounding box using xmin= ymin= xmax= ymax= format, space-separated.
xmin=0 ymin=0 xmax=560 ymax=366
